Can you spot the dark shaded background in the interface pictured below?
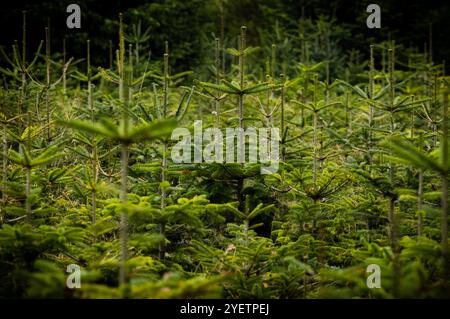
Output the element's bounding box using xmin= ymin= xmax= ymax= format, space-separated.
xmin=0 ymin=0 xmax=449 ymax=71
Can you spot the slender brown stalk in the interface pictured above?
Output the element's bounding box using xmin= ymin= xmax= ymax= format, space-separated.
xmin=87 ymin=40 xmax=98 ymax=229
xmin=388 ymin=46 xmax=400 ymax=297
xmin=280 ymin=74 xmax=285 ymax=162
xmin=215 ymin=38 xmax=221 ymax=128
xmin=238 ymin=26 xmax=246 ymax=164
xmin=159 ymin=44 xmax=170 ymax=259
xmin=45 ymin=26 xmax=51 ymax=142
xmin=312 ymin=75 xmax=318 ymax=185
xmin=418 ymin=169 xmax=424 ymax=237
xmin=63 ymin=38 xmax=66 ymax=96
xmin=119 ymin=143 xmax=128 ymax=286
xmin=441 ymin=86 xmax=449 ymax=282
xmin=118 ymin=13 xmax=129 ymax=287
xmin=368 ymin=45 xmax=375 ymax=164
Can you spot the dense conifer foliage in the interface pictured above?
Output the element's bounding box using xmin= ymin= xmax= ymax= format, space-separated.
xmin=0 ymin=1 xmax=449 ymax=298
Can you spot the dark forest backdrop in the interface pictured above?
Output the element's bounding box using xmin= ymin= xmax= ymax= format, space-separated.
xmin=1 ymin=0 xmax=450 ymax=299
xmin=1 ymin=0 xmax=450 ymax=72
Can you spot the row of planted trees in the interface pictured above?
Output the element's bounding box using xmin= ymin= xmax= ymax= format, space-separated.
xmin=0 ymin=12 xmax=449 ymax=298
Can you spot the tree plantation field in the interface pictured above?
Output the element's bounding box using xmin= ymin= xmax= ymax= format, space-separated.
xmin=0 ymin=1 xmax=450 ymax=299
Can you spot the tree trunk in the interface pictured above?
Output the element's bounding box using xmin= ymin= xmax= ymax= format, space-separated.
xmin=441 ymin=87 xmax=449 ymax=282
xmin=418 ymin=170 xmax=424 ymax=237
xmin=119 ymin=143 xmax=128 ymax=286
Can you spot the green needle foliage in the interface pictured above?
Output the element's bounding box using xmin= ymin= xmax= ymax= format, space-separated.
xmin=0 ymin=8 xmax=449 ymax=300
